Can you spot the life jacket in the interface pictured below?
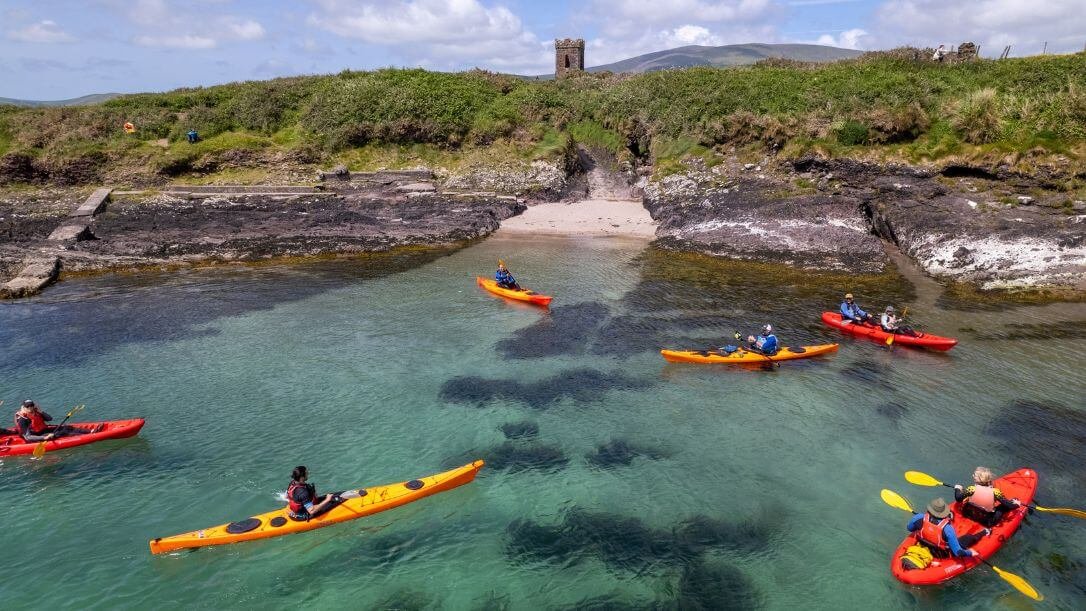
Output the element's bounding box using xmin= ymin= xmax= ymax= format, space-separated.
xmin=755 ymin=334 xmax=777 ymax=353
xmin=916 ymin=514 xmax=952 ymax=550
xmin=968 ymin=484 xmax=996 ymax=512
xmin=286 ymin=480 xmax=314 ymax=514
xmin=15 ymin=410 xmax=48 ymax=435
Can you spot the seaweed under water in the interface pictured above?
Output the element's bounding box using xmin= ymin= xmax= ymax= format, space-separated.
xmin=439 ymin=368 xmax=653 ymax=409
xmin=584 ymin=439 xmax=670 ymax=469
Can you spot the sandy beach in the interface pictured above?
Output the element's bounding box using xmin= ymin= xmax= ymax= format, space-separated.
xmin=497 ymin=199 xmax=657 ymax=238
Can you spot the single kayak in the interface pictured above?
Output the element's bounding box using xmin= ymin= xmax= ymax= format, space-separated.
xmin=149 ymin=460 xmax=484 ymax=554
xmin=891 ymin=468 xmax=1037 ymax=585
xmin=476 ymin=276 xmax=552 ymax=307
xmin=0 ymin=418 xmax=145 ymax=456
xmin=660 ymin=343 xmax=838 ymax=364
xmin=821 ymin=312 xmax=958 ymax=350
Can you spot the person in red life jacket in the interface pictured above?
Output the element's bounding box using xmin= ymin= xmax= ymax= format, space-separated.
xmin=954 ymin=466 xmax=1022 ymax=527
xmin=286 ymin=466 xmax=341 ymax=522
xmin=902 ymin=497 xmax=989 ymax=568
xmin=13 ymin=400 xmax=77 ymax=442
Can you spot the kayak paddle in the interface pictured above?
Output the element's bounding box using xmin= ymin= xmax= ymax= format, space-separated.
xmin=906 ymin=470 xmax=1086 ymax=520
xmin=880 ymin=488 xmax=1043 ymax=601
xmin=32 ymin=404 xmax=84 ymax=458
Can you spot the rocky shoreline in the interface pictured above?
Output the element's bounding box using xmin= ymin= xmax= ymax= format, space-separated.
xmin=644 ymin=155 xmax=1085 ymax=293
xmin=2 ymin=151 xmax=1083 ymax=299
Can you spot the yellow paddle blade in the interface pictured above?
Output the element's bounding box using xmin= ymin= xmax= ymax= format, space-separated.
xmin=885 ymin=334 xmax=894 ymax=346
xmin=1035 ymin=506 xmax=1086 ymax=519
xmin=32 ymin=440 xmax=47 ymax=458
xmin=881 ymin=489 xmax=914 ymax=513
xmin=990 ymin=564 xmax=1043 ymax=601
xmin=905 ymin=471 xmax=943 ymax=487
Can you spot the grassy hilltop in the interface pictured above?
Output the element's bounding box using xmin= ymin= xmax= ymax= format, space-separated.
xmin=1 ymin=52 xmax=1084 ymax=185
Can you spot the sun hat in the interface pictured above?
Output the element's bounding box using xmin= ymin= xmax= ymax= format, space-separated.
xmin=927 ymin=498 xmax=951 ymax=518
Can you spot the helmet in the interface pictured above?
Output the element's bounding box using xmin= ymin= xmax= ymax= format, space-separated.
xmin=885 ymin=306 xmax=895 ymax=313
xmin=762 ymin=324 xmax=772 ymax=334
xmin=844 ymin=293 xmax=853 ymax=299
xmin=22 ymin=399 xmax=35 ymax=407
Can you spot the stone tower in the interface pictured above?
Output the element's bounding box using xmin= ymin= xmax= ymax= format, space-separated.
xmin=555 ymin=38 xmax=585 ymax=77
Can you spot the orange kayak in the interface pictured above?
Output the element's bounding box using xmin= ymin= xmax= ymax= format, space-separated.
xmin=149 ymin=460 xmax=484 ymax=554
xmin=476 ymin=276 xmax=552 ymax=307
xmin=660 ymin=344 xmax=839 ymax=364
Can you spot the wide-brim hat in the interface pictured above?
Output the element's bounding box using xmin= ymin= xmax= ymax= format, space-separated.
xmin=927 ymin=498 xmax=951 ymax=518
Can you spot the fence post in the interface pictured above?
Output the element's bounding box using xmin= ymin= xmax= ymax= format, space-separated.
xmin=1042 ymin=41 xmax=1047 ymax=54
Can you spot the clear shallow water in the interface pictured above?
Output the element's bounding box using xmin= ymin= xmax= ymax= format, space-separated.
xmin=0 ymin=234 xmax=1084 ymax=610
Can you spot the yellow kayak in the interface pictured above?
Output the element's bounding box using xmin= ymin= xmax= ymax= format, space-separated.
xmin=149 ymin=460 xmax=484 ymax=554
xmin=660 ymin=344 xmax=838 ymax=364
xmin=476 ymin=276 xmax=552 ymax=307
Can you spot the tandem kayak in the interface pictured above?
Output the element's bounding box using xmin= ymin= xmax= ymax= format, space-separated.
xmin=149 ymin=460 xmax=484 ymax=554
xmin=0 ymin=419 xmax=145 ymax=457
xmin=660 ymin=343 xmax=838 ymax=364
xmin=476 ymin=277 xmax=552 ymax=307
xmin=821 ymin=312 xmax=958 ymax=350
xmin=891 ymin=468 xmax=1037 ymax=586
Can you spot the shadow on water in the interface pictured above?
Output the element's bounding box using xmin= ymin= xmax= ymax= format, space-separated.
xmin=499 ymin=420 xmax=539 ymax=440
xmin=505 ymin=508 xmax=778 ymax=572
xmin=838 ymin=360 xmax=896 ymax=392
xmin=584 ymin=439 xmax=670 ymax=469
xmin=987 ymin=399 xmax=1086 ymax=494
xmin=496 ymin=302 xmax=610 ymax=359
xmin=440 ymin=368 xmax=653 ymax=409
xmin=875 ymin=400 xmax=909 ymax=423
xmin=445 ymin=442 xmax=568 ymax=473
xmin=0 ymin=248 xmax=458 ymax=372
xmin=967 ymin=320 xmax=1086 ymax=341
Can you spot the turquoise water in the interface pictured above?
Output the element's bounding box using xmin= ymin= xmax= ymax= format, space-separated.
xmin=1 ymin=233 xmax=1084 ymax=610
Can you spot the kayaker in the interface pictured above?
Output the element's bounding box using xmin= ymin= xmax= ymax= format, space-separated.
xmin=839 ymin=293 xmax=871 ymax=324
xmin=13 ymin=400 xmax=76 ymax=442
xmin=954 ymin=467 xmax=1022 ymax=527
xmin=745 ymin=325 xmax=779 ymax=355
xmin=286 ymin=466 xmax=340 ymax=521
xmin=901 ymin=497 xmax=988 ymax=569
xmin=880 ymin=306 xmax=917 ymax=337
xmin=495 ymin=260 xmax=520 ymax=290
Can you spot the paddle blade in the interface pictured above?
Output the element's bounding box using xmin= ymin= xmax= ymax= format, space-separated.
xmin=1035 ymin=506 xmax=1086 ymax=519
xmin=990 ymin=564 xmax=1043 ymax=601
xmin=885 ymin=334 xmax=894 ymax=346
xmin=881 ymin=489 xmax=914 ymax=513
xmin=905 ymin=471 xmax=943 ymax=487
xmin=32 ymin=440 xmax=47 ymax=458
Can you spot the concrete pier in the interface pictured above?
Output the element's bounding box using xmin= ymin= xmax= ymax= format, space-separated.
xmin=2 ymin=188 xmax=112 ymax=298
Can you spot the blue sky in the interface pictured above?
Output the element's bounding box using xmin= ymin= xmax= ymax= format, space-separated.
xmin=2 ymin=0 xmax=1083 ymax=99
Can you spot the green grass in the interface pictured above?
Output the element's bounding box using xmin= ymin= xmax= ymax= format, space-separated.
xmin=1 ymin=53 xmax=1084 ymax=183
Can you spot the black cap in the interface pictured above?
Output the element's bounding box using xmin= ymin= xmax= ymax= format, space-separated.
xmin=22 ymin=399 xmax=35 ymax=407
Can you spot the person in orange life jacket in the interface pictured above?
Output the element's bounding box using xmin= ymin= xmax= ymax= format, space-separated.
xmin=903 ymin=497 xmax=989 ymax=568
xmin=954 ymin=466 xmax=1022 ymax=527
xmin=495 ymin=260 xmax=520 ymax=290
xmin=840 ymin=293 xmax=872 ymax=324
xmin=287 ymin=466 xmax=341 ymax=521
xmin=745 ymin=325 xmax=779 ymax=355
xmin=880 ymin=306 xmax=917 ymax=337
xmin=13 ymin=400 xmax=78 ymax=442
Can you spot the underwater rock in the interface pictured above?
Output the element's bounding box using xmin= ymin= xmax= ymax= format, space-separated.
xmin=440 ymin=368 xmax=652 ymax=409
xmin=585 ymin=439 xmax=670 ymax=469
xmin=448 ymin=442 xmax=568 ymax=473
xmin=500 ymin=420 xmax=540 ymax=440
xmin=675 ymin=560 xmax=763 ymax=610
xmin=496 ymin=302 xmax=610 ymax=359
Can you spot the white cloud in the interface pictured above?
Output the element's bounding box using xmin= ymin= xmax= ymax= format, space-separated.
xmin=7 ymin=20 xmax=75 ymax=44
xmin=815 ymin=28 xmax=869 ymax=49
xmin=226 ymin=19 xmax=266 ymax=41
xmin=134 ymin=34 xmax=217 ymax=49
xmin=306 ymin=0 xmax=551 ymax=73
xmin=871 ymin=0 xmax=1086 ymax=55
xmin=670 ymin=25 xmax=724 ymax=46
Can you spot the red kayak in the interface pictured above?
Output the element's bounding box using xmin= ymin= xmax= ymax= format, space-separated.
xmin=821 ymin=312 xmax=958 ymax=350
xmin=0 ymin=419 xmax=145 ymax=456
xmin=891 ymin=468 xmax=1037 ymax=585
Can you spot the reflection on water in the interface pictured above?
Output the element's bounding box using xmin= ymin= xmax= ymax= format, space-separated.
xmin=0 ymin=235 xmax=1083 ymax=609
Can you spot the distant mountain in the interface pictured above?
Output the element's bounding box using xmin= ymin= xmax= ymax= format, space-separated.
xmin=574 ymin=43 xmax=862 ymax=76
xmin=0 ymin=93 xmax=120 ymax=107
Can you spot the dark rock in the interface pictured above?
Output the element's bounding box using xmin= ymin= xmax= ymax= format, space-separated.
xmin=440 ymin=368 xmax=652 ymax=409
xmin=495 ymin=302 xmax=610 ymax=359
xmin=500 ymin=420 xmax=539 ymax=439
xmin=585 ymin=439 xmax=669 ymax=468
